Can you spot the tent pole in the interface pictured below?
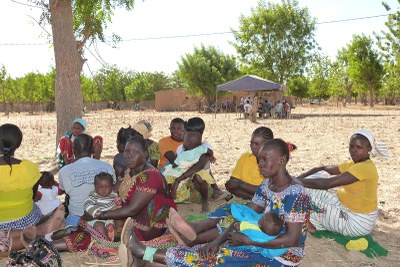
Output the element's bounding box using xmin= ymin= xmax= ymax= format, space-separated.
xmin=215 ymin=89 xmax=217 ymax=118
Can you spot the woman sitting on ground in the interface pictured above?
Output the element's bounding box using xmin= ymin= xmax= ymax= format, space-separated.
xmin=119 ymin=139 xmax=311 ymax=267
xmin=94 ymin=136 xmax=176 ymax=241
xmin=295 ymin=129 xmax=389 ymax=236
xmin=0 ymin=124 xmax=65 ymax=257
xmin=225 ymin=126 xmax=274 ymax=200
xmin=56 ymin=118 xmax=103 ymax=169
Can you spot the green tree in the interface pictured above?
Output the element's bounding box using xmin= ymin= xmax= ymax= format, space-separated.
xmin=36 ymin=0 xmax=134 ymax=143
xmin=308 ymin=54 xmax=331 ymax=101
xmin=381 ymin=62 xmax=400 ymax=104
xmin=93 ymin=65 xmax=134 ymax=102
xmin=177 ymin=44 xmax=240 ymax=105
xmin=232 ymin=0 xmax=317 ymax=84
xmin=0 ymin=65 xmax=7 ymax=113
xmin=287 ymin=75 xmax=309 ymax=105
xmin=376 ymin=1 xmax=400 ymax=104
xmin=328 ymin=48 xmax=353 ymax=106
xmin=347 ymin=34 xmax=383 ymax=107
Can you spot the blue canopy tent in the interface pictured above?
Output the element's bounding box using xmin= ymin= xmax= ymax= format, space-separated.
xmin=216 ymin=75 xmax=285 ymax=92
xmin=215 ymin=75 xmax=286 ymax=118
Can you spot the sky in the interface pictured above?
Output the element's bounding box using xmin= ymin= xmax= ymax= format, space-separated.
xmin=0 ymin=0 xmax=399 ymax=78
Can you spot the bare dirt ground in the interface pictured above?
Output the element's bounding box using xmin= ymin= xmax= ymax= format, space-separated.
xmin=1 ymin=104 xmax=399 ymax=266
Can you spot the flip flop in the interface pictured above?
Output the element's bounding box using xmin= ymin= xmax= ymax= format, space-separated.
xmin=118 ymin=243 xmax=135 ymax=267
xmin=121 ymin=217 xmax=134 ymax=245
xmin=168 ymin=208 xmax=196 ymax=241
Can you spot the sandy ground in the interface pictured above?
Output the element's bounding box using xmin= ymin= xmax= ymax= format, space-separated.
xmin=1 ymin=105 xmax=399 ymax=266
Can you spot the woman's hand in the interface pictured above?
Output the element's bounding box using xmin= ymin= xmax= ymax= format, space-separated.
xmin=81 ymin=211 xmax=95 ymax=221
xmin=199 ymin=241 xmax=220 ymax=258
xmin=228 ymin=232 xmax=251 ymax=246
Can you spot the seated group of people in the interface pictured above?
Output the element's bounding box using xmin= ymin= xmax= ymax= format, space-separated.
xmin=0 ymin=116 xmax=389 ymax=266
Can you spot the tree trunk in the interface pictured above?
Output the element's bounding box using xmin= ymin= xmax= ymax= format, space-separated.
xmin=50 ymin=0 xmax=84 ymax=146
xmin=369 ymin=83 xmax=374 ymax=107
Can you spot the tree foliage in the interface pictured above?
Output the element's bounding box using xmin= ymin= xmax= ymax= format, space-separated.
xmin=287 ymin=75 xmax=309 ymax=104
xmin=308 ymin=54 xmax=331 ymax=100
xmin=347 ymin=34 xmax=383 ymax=107
xmin=177 ymin=44 xmax=241 ymax=105
xmin=232 ymin=0 xmax=317 ymax=84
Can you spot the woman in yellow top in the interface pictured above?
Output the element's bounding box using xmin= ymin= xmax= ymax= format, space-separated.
xmin=0 ymin=124 xmax=64 ymax=256
xmin=296 ymin=129 xmax=389 ymax=236
xmin=225 ymin=127 xmax=274 ymax=200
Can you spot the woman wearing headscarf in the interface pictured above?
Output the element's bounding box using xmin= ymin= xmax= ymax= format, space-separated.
xmin=295 ymin=129 xmax=389 ymax=236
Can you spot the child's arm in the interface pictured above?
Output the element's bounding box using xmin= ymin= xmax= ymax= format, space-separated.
xmin=54 ymin=181 xmax=64 ymax=195
xmin=164 ymin=151 xmax=177 ymax=164
xmin=84 ymin=194 xmax=100 ymax=218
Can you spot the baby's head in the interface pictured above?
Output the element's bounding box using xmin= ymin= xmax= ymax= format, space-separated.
xmin=184 ymin=117 xmax=205 ymax=135
xmin=94 ymin=172 xmax=114 ymax=197
xmin=183 ymin=132 xmax=202 ymax=150
xmin=39 ymin=171 xmax=55 ymax=188
xmin=258 ymin=212 xmax=284 ymax=236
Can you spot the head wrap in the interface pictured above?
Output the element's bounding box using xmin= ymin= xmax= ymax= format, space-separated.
xmin=133 ymin=120 xmax=152 ymax=139
xmin=353 ymin=129 xmax=390 ymax=159
xmin=72 ymin=118 xmax=87 ymax=132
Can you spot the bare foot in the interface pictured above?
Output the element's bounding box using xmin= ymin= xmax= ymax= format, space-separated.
xmin=201 ymin=202 xmax=210 ymax=214
xmin=20 ymin=226 xmax=37 ymax=249
xmin=166 ymin=218 xmax=185 ymax=245
xmin=308 ymin=221 xmax=316 ymax=234
xmin=36 ymin=205 xmax=65 ymax=236
xmin=126 ymin=231 xmax=146 ymax=259
xmin=168 ymin=208 xmax=196 ymax=241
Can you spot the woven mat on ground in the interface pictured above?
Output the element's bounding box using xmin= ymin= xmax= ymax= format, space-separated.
xmin=312 ymin=230 xmax=388 ymax=258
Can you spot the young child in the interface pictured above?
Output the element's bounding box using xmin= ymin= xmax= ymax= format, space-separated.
xmin=168 ymin=117 xmax=224 ymax=212
xmin=113 ymin=126 xmax=141 ymax=178
xmin=158 ymin=118 xmax=185 ymax=170
xmin=56 ymin=118 xmax=103 ymax=169
xmin=35 ymin=171 xmax=63 ymax=216
xmin=229 ymin=203 xmax=288 ymax=258
xmin=163 ymin=131 xmax=212 ymax=178
xmin=84 ymin=172 xmax=121 ymax=240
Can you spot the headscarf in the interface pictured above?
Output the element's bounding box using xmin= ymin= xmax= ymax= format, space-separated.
xmin=353 ymin=129 xmax=390 ymax=159
xmin=72 ymin=118 xmax=87 ymax=133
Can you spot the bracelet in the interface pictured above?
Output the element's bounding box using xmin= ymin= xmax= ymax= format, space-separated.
xmin=102 ymin=211 xmax=108 ymax=220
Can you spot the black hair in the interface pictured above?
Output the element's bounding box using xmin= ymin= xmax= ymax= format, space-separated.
xmin=73 ymin=134 xmax=93 ymax=156
xmin=171 ymin=118 xmax=185 ymax=125
xmin=262 ymin=138 xmax=290 ymax=162
xmin=117 ymin=126 xmax=142 ymax=148
xmin=126 ymin=135 xmax=148 ymax=152
xmin=0 ymin=123 xmax=23 ymax=174
xmin=94 ymin=172 xmax=114 ymax=186
xmin=252 ymin=127 xmax=274 ymax=141
xmin=269 ymin=212 xmax=284 ymax=226
xmin=184 ymin=117 xmax=205 ymax=134
xmin=39 ymin=171 xmax=55 ymax=188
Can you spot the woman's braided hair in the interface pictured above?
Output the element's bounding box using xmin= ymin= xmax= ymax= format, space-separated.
xmin=0 ymin=123 xmax=23 ymax=174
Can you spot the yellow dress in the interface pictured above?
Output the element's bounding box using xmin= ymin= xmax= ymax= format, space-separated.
xmin=0 ymin=160 xmax=41 ymax=221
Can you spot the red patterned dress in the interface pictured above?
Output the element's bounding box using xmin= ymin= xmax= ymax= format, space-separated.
xmin=119 ymin=168 xmax=176 ymax=241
